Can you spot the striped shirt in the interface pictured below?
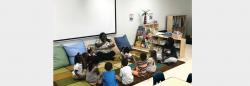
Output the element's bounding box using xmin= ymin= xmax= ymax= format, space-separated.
xmin=136 ymin=60 xmax=148 ymax=77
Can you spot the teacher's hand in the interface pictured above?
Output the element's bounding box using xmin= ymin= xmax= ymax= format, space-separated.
xmin=109 ymin=43 xmax=115 ymax=48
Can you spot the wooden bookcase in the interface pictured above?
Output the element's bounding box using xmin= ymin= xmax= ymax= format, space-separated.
xmin=166 ymin=15 xmax=186 ymax=36
xmin=132 ymin=23 xmax=159 ymax=56
xmin=150 ymin=33 xmax=186 ymax=58
xmin=132 ymin=23 xmax=186 ymax=58
xmin=133 ymin=23 xmax=158 ymax=49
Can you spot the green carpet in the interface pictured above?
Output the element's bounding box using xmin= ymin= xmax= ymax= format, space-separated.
xmin=55 ymin=77 xmax=91 ymax=86
xmin=128 ymin=63 xmax=166 ymax=69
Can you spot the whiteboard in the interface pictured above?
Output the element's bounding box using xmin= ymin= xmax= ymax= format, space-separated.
xmin=54 ymin=0 xmax=116 ymax=41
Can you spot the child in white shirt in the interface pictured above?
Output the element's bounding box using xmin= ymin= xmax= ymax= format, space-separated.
xmin=117 ymin=58 xmax=134 ymax=85
xmin=72 ymin=53 xmax=86 ymax=80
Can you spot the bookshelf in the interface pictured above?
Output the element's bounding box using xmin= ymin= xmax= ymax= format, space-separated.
xmin=150 ymin=33 xmax=186 ymax=58
xmin=133 ymin=23 xmax=158 ymax=50
xmin=132 ymin=23 xmax=186 ymax=58
xmin=130 ymin=23 xmax=158 ymax=58
xmin=166 ymin=15 xmax=186 ymax=37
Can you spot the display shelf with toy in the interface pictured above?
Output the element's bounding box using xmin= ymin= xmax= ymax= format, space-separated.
xmin=133 ymin=23 xmax=158 ymax=52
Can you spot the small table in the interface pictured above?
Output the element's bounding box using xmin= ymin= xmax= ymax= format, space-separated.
xmin=155 ymin=77 xmax=192 ymax=86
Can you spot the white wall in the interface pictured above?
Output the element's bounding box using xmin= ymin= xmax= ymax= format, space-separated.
xmin=54 ymin=0 xmax=192 ymax=46
xmin=117 ymin=0 xmax=192 ymax=44
xmin=54 ymin=0 xmax=116 ymax=40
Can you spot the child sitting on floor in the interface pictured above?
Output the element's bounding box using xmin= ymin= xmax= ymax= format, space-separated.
xmin=147 ymin=50 xmax=157 ymax=73
xmin=101 ymin=62 xmax=118 ymax=86
xmin=86 ymin=56 xmax=102 ymax=85
xmin=121 ymin=47 xmax=134 ymax=62
xmin=117 ymin=58 xmax=134 ymax=85
xmin=132 ymin=53 xmax=148 ymax=77
xmin=72 ymin=53 xmax=86 ymax=80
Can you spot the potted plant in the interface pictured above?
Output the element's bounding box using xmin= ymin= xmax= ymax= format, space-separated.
xmin=142 ymin=9 xmax=150 ymax=24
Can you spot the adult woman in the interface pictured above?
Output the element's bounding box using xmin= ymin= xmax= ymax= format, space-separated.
xmin=95 ymin=32 xmax=116 ymax=61
xmin=161 ymin=37 xmax=178 ymax=64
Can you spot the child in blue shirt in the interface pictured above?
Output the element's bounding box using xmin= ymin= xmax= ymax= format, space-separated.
xmin=102 ymin=62 xmax=118 ymax=86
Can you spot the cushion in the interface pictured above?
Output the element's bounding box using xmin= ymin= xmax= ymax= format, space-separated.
xmin=67 ymin=81 xmax=91 ymax=86
xmin=54 ymin=78 xmax=90 ymax=86
xmin=63 ymin=41 xmax=87 ymax=65
xmin=114 ymin=35 xmax=131 ymax=51
xmin=54 ymin=67 xmax=70 ymax=75
xmin=53 ymin=45 xmax=70 ymax=70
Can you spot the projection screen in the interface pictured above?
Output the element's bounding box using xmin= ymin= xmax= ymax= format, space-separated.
xmin=54 ymin=0 xmax=116 ymax=41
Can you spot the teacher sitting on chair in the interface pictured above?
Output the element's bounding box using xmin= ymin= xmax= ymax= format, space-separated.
xmin=95 ymin=32 xmax=116 ymax=61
